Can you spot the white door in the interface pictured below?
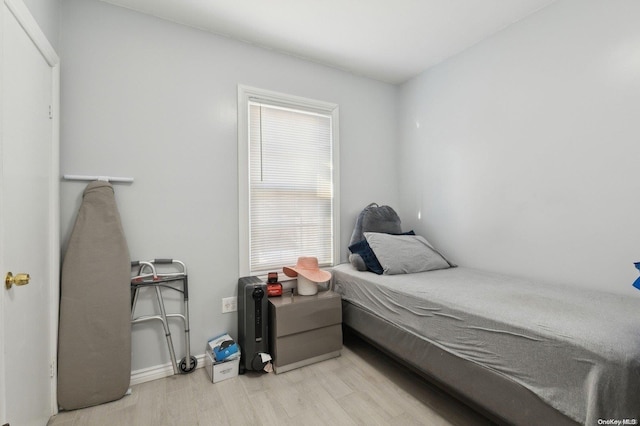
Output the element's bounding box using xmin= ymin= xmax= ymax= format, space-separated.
xmin=0 ymin=0 xmax=59 ymax=425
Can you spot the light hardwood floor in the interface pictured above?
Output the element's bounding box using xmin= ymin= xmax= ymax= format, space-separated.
xmin=48 ymin=332 xmax=494 ymax=425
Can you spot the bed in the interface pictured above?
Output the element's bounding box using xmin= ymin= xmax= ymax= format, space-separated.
xmin=332 ymin=262 xmax=640 ymax=425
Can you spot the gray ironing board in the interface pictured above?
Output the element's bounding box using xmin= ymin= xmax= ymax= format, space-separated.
xmin=57 ymin=181 xmax=131 ymax=410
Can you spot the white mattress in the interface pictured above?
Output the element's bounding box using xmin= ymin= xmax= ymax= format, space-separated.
xmin=332 ymin=263 xmax=640 ymax=424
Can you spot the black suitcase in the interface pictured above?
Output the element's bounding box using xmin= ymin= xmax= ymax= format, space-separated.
xmin=237 ymin=276 xmax=269 ymax=373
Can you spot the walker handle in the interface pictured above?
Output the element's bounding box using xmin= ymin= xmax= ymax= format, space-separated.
xmin=154 ymin=258 xmax=173 ymax=264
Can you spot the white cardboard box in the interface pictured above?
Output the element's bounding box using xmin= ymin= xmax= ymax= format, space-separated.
xmin=204 ymin=351 xmax=239 ymax=383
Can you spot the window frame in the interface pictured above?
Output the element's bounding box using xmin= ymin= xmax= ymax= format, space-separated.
xmin=237 ymin=85 xmax=340 ymax=277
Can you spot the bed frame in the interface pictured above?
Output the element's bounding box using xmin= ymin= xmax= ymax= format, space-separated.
xmin=342 ymin=300 xmax=579 ymax=426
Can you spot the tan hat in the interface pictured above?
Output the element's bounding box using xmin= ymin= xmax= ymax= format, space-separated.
xmin=283 ymin=256 xmax=331 ymax=283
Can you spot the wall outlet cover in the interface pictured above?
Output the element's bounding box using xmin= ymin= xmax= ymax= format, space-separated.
xmin=222 ymin=296 xmax=237 ymax=313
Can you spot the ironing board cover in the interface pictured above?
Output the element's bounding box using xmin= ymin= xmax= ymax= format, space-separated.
xmin=57 ymin=181 xmax=131 ymax=410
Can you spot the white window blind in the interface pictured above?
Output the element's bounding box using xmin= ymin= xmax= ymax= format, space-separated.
xmin=247 ymin=100 xmax=334 ymax=274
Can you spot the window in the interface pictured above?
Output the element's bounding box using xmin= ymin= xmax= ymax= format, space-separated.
xmin=238 ymin=86 xmax=340 ymax=276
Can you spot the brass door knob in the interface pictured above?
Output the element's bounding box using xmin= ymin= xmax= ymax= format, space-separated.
xmin=5 ymin=272 xmax=30 ymax=289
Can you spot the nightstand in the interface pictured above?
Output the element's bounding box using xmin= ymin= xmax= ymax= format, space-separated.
xmin=268 ymin=290 xmax=342 ymax=374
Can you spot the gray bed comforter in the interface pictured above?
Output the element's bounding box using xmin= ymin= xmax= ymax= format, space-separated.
xmin=332 ymin=263 xmax=640 ymax=424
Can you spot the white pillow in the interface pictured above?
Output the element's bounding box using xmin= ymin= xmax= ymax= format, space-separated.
xmin=364 ymin=232 xmax=451 ymax=275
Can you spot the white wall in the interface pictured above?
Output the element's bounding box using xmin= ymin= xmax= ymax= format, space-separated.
xmin=398 ymin=0 xmax=640 ymax=296
xmin=23 ymin=0 xmax=59 ymax=49
xmin=59 ymin=0 xmax=398 ymax=371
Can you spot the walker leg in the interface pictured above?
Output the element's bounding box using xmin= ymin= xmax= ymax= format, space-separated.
xmin=184 ymin=299 xmax=191 ymax=366
xmin=131 ymin=286 xmax=140 ymax=320
xmin=155 ymin=286 xmax=179 ymax=375
xmin=178 ymin=275 xmax=197 ymax=373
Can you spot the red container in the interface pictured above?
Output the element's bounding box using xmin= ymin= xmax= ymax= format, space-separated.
xmin=267 ymin=282 xmax=283 ymax=297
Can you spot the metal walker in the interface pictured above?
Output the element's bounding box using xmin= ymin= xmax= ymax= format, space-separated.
xmin=130 ymin=259 xmax=197 ymax=374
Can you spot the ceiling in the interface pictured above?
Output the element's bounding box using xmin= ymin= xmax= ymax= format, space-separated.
xmin=100 ymin=0 xmax=557 ymax=84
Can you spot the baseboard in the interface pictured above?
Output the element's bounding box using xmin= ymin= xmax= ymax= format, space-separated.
xmin=130 ymin=353 xmax=206 ymax=386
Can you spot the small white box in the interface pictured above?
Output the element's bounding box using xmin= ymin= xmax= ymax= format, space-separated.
xmin=204 ymin=351 xmax=239 ymax=383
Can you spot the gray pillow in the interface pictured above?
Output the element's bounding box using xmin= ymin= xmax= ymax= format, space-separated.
xmin=364 ymin=232 xmax=450 ymax=275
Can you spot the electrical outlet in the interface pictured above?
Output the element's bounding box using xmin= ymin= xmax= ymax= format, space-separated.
xmin=222 ymin=296 xmax=237 ymax=313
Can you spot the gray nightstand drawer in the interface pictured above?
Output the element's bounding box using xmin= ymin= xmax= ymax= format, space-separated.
xmin=272 ymin=324 xmax=342 ymax=367
xmin=269 ymin=291 xmax=341 ymax=337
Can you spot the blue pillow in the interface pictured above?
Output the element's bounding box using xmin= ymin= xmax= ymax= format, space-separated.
xmin=348 ymin=239 xmax=384 ymax=274
xmin=349 ymin=230 xmax=415 ymax=275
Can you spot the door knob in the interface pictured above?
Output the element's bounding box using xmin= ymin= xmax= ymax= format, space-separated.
xmin=5 ymin=272 xmax=30 ymax=289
